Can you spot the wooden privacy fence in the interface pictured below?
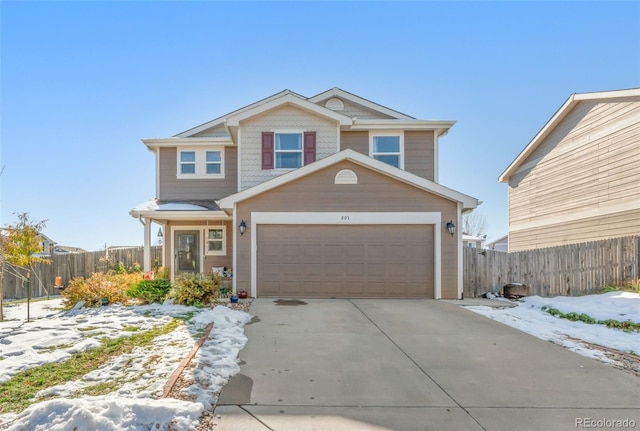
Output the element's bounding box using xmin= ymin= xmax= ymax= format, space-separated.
xmin=463 ymin=235 xmax=640 ymax=298
xmin=1 ymin=246 xmax=162 ymax=300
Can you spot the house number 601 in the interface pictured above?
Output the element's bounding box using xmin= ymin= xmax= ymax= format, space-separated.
xmin=341 ymin=216 xmax=350 ymax=221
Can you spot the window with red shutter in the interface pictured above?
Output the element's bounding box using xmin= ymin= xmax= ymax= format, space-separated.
xmin=262 ymin=132 xmax=274 ymax=169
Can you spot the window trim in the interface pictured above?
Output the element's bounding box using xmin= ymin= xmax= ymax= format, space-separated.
xmin=176 ymin=147 xmax=225 ymax=179
xmin=205 ymin=225 xmax=226 ymax=256
xmin=369 ymin=131 xmax=404 ymax=169
xmin=273 ymin=129 xmax=304 ymax=170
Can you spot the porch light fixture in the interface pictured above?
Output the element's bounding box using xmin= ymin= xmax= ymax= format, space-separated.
xmin=446 ymin=221 xmax=456 ymax=236
xmin=157 ymin=227 xmax=164 ymax=245
xmin=239 ymin=220 xmax=247 ymax=235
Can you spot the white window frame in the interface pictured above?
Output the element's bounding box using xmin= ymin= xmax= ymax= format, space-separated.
xmin=176 ymin=146 xmax=225 ymax=179
xmin=205 ymin=225 xmax=226 ymax=256
xmin=369 ymin=131 xmax=404 ymax=169
xmin=273 ymin=129 xmax=304 ymax=171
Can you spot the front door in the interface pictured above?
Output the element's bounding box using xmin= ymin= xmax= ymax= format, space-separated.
xmin=174 ymin=230 xmax=200 ymax=275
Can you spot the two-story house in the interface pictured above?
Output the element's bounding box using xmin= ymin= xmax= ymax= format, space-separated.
xmin=130 ymin=88 xmax=479 ymax=299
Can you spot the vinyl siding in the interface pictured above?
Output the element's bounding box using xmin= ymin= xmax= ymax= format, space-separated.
xmin=340 ymin=131 xmax=435 ymax=181
xmin=313 ymin=97 xmax=395 ymax=119
xmin=340 ymin=131 xmax=368 ymax=154
xmin=404 ymin=131 xmax=435 ymax=181
xmin=191 ymin=123 xmax=229 ymax=138
xmin=235 ymin=160 xmax=459 ymax=298
xmin=239 ymin=105 xmax=338 ymax=190
xmin=508 ymin=96 xmax=640 ymax=251
xmin=158 ymin=146 xmax=238 ymax=200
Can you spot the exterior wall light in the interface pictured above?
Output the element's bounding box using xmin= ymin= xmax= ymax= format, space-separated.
xmin=157 ymin=227 xmax=163 ymax=245
xmin=446 ymin=221 xmax=456 ymax=236
xmin=239 ymin=220 xmax=247 ymax=235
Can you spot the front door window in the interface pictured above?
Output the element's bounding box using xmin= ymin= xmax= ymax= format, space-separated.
xmin=175 ymin=230 xmax=200 ymax=274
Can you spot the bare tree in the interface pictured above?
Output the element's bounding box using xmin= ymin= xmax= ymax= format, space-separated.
xmin=463 ymin=212 xmax=487 ymax=237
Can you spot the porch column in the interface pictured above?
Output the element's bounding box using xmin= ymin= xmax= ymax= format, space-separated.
xmin=143 ymin=218 xmax=151 ymax=272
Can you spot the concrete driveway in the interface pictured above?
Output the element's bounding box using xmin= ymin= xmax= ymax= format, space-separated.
xmin=213 ymin=299 xmax=640 ymax=431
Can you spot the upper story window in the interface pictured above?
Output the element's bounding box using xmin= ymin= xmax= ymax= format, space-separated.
xmin=180 ymin=151 xmax=196 ymax=174
xmin=262 ymin=131 xmax=316 ymax=170
xmin=370 ymin=131 xmax=404 ymax=169
xmin=275 ymin=133 xmax=303 ymax=169
xmin=206 ymin=151 xmax=222 ymax=174
xmin=177 ymin=147 xmax=225 ymax=179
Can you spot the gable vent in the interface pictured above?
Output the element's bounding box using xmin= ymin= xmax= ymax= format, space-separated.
xmin=325 ymin=98 xmax=345 ymax=111
xmin=334 ymin=169 xmax=358 ymax=185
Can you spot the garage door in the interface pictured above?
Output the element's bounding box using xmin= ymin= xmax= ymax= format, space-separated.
xmin=257 ymin=224 xmax=433 ymax=297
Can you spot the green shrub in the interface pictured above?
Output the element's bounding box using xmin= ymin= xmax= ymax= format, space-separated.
xmin=126 ymin=279 xmax=172 ymax=304
xmin=155 ymin=266 xmax=170 ymax=280
xmin=62 ymin=272 xmax=142 ymax=308
xmin=168 ymin=273 xmax=221 ymax=306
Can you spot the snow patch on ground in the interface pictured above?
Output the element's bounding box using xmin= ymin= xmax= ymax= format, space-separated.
xmin=465 ymin=292 xmax=640 ymax=361
xmin=0 ymin=299 xmax=251 ymax=430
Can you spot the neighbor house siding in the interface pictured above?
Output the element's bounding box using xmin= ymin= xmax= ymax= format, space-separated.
xmin=404 ymin=131 xmax=435 ymax=181
xmin=239 ymin=105 xmax=338 ymax=190
xmin=235 ymin=160 xmax=459 ymax=298
xmin=158 ymin=147 xmax=238 ymax=201
xmin=508 ymin=96 xmax=640 ymax=251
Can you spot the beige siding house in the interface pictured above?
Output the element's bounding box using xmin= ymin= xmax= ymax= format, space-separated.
xmin=499 ymin=89 xmax=640 ymax=252
xmin=131 ymin=88 xmax=479 ymax=299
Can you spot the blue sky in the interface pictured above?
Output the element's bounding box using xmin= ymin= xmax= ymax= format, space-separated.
xmin=1 ymin=1 xmax=639 ymax=251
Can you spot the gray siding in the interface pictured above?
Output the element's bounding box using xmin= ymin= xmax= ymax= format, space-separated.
xmin=158 ymin=147 xmax=238 ymax=200
xmin=404 ymin=131 xmax=435 ymax=181
xmin=340 ymin=130 xmax=435 ymax=181
xmin=340 ymin=131 xmax=368 ymax=154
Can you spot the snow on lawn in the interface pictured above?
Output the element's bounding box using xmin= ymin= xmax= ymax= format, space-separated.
xmin=464 ymin=291 xmax=640 ymax=363
xmin=0 ymin=298 xmax=251 ymax=430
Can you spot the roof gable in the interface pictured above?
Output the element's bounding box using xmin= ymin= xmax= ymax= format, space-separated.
xmin=219 ymin=149 xmax=479 ymax=210
xmin=176 ymin=89 xmax=306 ymax=138
xmin=308 ymin=87 xmax=415 ymax=120
xmin=225 ymin=93 xmax=352 ymax=127
xmin=499 ymin=88 xmax=640 ymax=182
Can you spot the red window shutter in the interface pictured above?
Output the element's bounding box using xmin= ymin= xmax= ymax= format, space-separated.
xmin=262 ymin=132 xmax=274 ymax=169
xmin=303 ymin=131 xmax=316 ymax=165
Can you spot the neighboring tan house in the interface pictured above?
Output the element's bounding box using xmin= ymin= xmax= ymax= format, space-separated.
xmin=499 ymin=88 xmax=640 ymax=252
xmin=486 ymin=235 xmax=508 ymax=252
xmin=131 ymin=88 xmax=480 ymax=299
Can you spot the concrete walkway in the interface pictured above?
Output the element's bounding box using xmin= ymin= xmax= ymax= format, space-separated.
xmin=214 ymin=299 xmax=640 ymax=431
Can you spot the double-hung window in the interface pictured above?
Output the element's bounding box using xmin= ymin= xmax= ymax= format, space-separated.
xmin=177 ymin=147 xmax=225 ymax=179
xmin=206 ymin=227 xmax=225 ymax=255
xmin=274 ymin=133 xmax=303 ymax=169
xmin=370 ymin=132 xmax=403 ymax=169
xmin=180 ymin=151 xmax=196 ymax=174
xmin=206 ymin=151 xmax=222 ymax=174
